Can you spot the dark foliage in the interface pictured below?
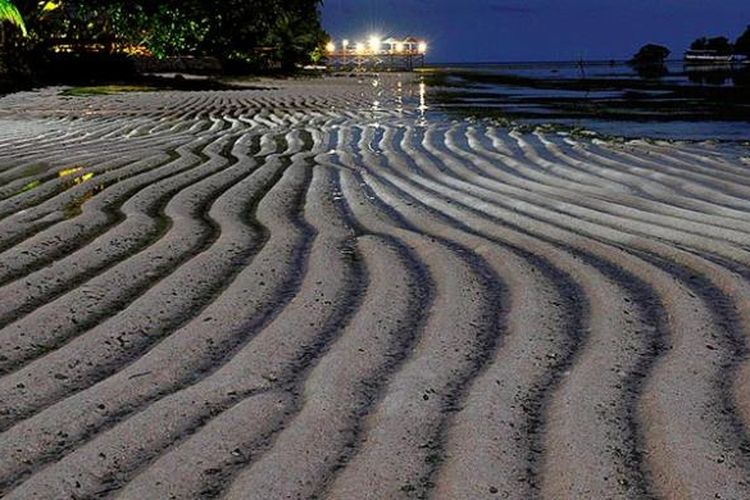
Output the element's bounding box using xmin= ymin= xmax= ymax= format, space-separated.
xmin=628 ymin=44 xmax=670 ymax=80
xmin=689 ymin=36 xmax=733 ymax=55
xmin=3 ymin=0 xmax=327 ymax=72
xmin=630 ymin=44 xmax=670 ymax=65
xmin=735 ymin=25 xmax=750 ymax=56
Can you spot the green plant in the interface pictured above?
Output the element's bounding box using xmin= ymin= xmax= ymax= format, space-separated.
xmin=0 ymin=0 xmax=27 ymax=36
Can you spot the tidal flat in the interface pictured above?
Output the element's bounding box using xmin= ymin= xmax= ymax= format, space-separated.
xmin=0 ymin=75 xmax=749 ymax=499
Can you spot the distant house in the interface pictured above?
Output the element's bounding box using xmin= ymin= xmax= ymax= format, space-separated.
xmin=329 ymin=35 xmax=426 ymax=56
xmin=380 ymin=37 xmax=423 ymax=55
xmin=402 ymin=37 xmax=420 ymax=54
xmin=381 ymin=38 xmax=398 ymax=54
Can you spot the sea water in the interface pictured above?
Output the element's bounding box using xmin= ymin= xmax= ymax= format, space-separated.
xmin=425 ymin=61 xmax=750 ymax=142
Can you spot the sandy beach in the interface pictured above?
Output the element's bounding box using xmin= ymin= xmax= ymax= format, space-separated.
xmin=0 ymin=75 xmax=749 ymax=499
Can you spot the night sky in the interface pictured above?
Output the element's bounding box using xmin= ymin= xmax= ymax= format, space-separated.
xmin=322 ymin=0 xmax=750 ymax=63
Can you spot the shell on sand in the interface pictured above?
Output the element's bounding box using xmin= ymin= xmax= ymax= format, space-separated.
xmin=0 ymin=76 xmax=749 ymax=499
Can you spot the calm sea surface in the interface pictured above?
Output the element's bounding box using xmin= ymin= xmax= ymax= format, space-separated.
xmin=426 ymin=61 xmax=750 ymax=142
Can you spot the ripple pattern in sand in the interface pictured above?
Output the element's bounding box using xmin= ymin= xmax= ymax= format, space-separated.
xmin=1 ymin=81 xmax=750 ymax=499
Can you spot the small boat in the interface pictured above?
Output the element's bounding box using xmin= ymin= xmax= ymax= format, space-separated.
xmin=684 ymin=50 xmax=734 ymax=63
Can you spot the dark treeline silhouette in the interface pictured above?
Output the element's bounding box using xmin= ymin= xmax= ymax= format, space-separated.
xmin=629 ymin=25 xmax=750 ymax=67
xmin=736 ymin=25 xmax=750 ymax=56
xmin=1 ymin=0 xmax=327 ymax=82
xmin=689 ymin=26 xmax=750 ymax=56
xmin=628 ymin=44 xmax=670 ymax=79
xmin=630 ymin=44 xmax=670 ymax=65
xmin=690 ymin=36 xmax=733 ymax=55
xmin=627 ymin=25 xmax=750 ymax=83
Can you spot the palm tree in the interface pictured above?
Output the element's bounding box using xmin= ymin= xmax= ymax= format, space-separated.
xmin=264 ymin=6 xmax=326 ymax=71
xmin=0 ymin=0 xmax=27 ymax=38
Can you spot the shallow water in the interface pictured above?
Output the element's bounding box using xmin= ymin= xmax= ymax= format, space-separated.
xmin=426 ymin=61 xmax=750 ymax=142
xmin=531 ymin=118 xmax=750 ymax=142
xmin=435 ymin=60 xmax=749 ymax=87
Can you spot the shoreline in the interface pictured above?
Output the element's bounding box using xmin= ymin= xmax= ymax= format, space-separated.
xmin=4 ymin=59 xmax=747 ymax=142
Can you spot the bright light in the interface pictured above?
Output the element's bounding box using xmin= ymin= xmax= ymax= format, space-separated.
xmin=368 ymin=35 xmax=381 ymax=53
xmin=325 ymin=42 xmax=336 ymax=53
xmin=41 ymin=1 xmax=61 ymax=13
xmin=355 ymin=42 xmax=366 ymax=55
xmin=418 ymin=41 xmax=428 ymax=54
xmin=395 ymin=42 xmax=404 ymax=53
xmin=342 ymin=39 xmax=349 ymax=50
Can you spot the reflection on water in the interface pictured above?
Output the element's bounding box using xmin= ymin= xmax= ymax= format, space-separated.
xmin=371 ymin=76 xmax=382 ymax=112
xmin=629 ymin=62 xmax=750 ymax=86
xmin=632 ymin=63 xmax=669 ymax=80
xmin=396 ymin=81 xmax=404 ymax=113
xmin=439 ymin=60 xmax=750 ymax=87
xmin=366 ymin=76 xmax=430 ymax=126
xmin=418 ymin=81 xmax=428 ymax=125
xmin=529 ymin=118 xmax=750 ymax=142
xmin=630 ymin=62 xmax=750 ymax=84
xmin=685 ymin=64 xmax=750 ymax=86
xmin=427 ymin=61 xmax=750 ymax=141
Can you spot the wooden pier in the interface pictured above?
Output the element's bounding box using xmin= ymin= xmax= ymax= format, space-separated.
xmin=325 ymin=36 xmax=427 ymax=72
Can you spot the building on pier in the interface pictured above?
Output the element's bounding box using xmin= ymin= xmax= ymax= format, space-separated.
xmin=324 ymin=35 xmax=427 ymax=71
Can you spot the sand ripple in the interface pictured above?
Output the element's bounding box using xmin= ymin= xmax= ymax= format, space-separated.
xmin=0 ymin=79 xmax=749 ymax=499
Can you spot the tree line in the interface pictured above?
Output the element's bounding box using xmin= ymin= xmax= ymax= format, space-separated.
xmin=630 ymin=25 xmax=750 ymax=68
xmin=1 ymin=0 xmax=327 ymax=71
xmin=690 ymin=27 xmax=750 ymax=57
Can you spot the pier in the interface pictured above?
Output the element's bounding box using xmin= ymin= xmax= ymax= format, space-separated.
xmin=325 ymin=36 xmax=427 ymax=71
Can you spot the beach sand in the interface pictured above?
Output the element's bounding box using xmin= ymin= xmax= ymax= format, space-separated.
xmin=0 ymin=75 xmax=749 ymax=499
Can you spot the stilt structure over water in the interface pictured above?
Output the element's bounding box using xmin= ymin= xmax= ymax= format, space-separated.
xmin=325 ymin=35 xmax=427 ymax=71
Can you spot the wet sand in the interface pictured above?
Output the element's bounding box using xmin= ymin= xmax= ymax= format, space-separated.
xmin=0 ymin=76 xmax=750 ymax=499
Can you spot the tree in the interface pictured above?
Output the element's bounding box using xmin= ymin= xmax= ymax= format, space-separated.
xmin=690 ymin=37 xmax=707 ymax=50
xmin=629 ymin=44 xmax=670 ymax=80
xmin=690 ymin=36 xmax=733 ymax=55
xmin=630 ymin=44 xmax=670 ymax=65
xmin=106 ymin=4 xmax=209 ymax=58
xmin=259 ymin=0 xmax=327 ymax=70
xmin=736 ymin=25 xmax=750 ymax=56
xmin=196 ymin=0 xmax=326 ymax=70
xmin=5 ymin=0 xmax=327 ymax=71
